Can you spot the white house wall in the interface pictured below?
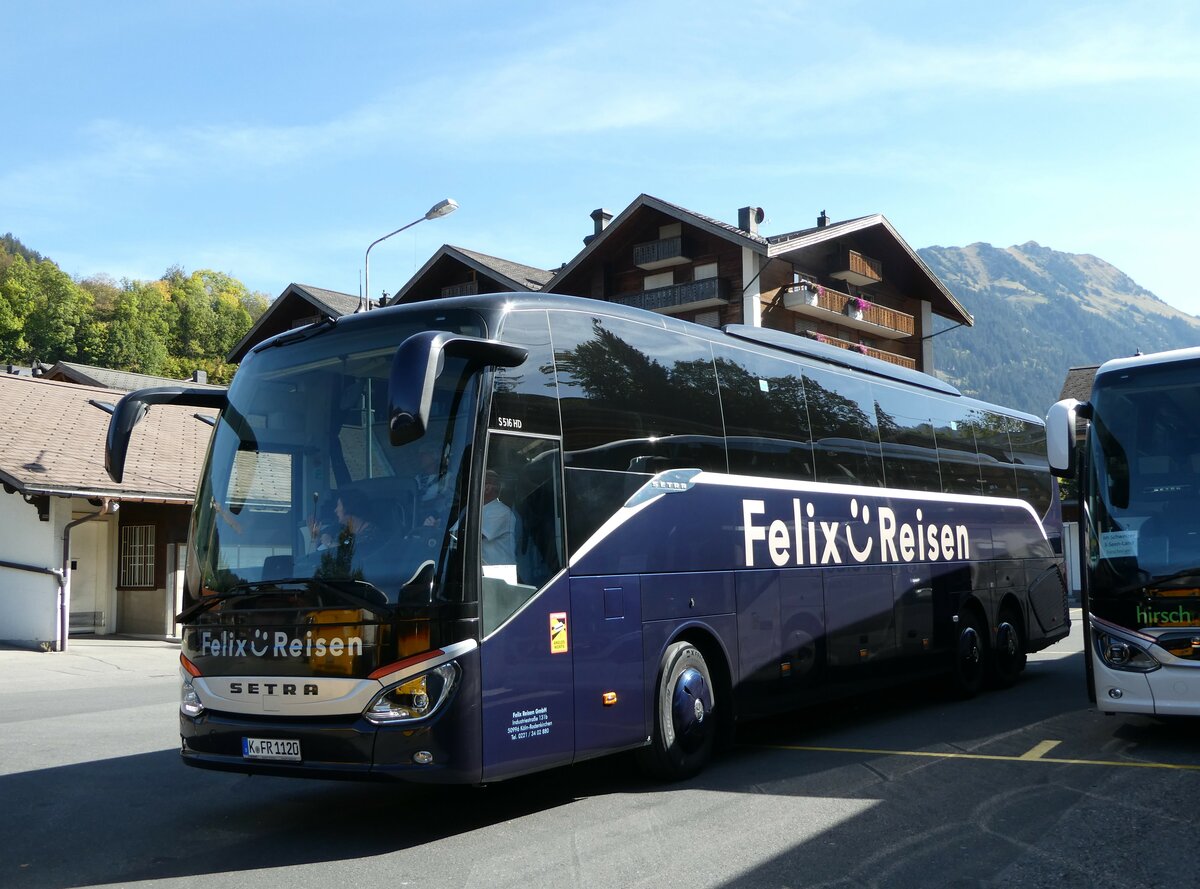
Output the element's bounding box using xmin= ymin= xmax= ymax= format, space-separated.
xmin=0 ymin=490 xmax=60 ymax=648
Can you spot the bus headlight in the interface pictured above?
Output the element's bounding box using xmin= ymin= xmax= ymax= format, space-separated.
xmin=181 ymin=672 xmax=205 ymax=717
xmin=1093 ymin=627 xmax=1160 ymax=673
xmin=365 ymin=662 xmax=459 ymax=724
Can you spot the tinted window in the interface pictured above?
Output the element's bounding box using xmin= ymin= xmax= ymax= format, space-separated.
xmin=713 ymin=345 xmax=814 ymax=481
xmin=802 ymin=366 xmax=884 ymax=486
xmin=874 ymin=385 xmax=942 ymax=492
xmin=974 ymin=414 xmax=1020 ymax=499
xmin=493 ymin=309 xmax=561 ymax=437
xmin=550 ymin=311 xmax=725 ymax=473
xmin=1010 ymin=420 xmax=1053 ymax=516
xmin=932 ymin=405 xmax=982 ymax=496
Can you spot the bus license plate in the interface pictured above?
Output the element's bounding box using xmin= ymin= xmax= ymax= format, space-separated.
xmin=242 ymin=737 xmax=301 ymax=761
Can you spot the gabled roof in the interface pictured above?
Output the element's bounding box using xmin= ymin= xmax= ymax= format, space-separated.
xmin=227 ymin=282 xmax=359 ymax=363
xmin=0 ymin=375 xmax=216 ymax=503
xmin=44 ymin=361 xmax=224 ymax=392
xmin=544 ymin=193 xmax=768 ymax=291
xmin=766 ymin=214 xmax=973 ymax=326
xmin=389 ymin=244 xmax=554 ymax=304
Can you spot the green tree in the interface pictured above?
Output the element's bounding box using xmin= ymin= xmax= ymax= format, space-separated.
xmin=101 ymin=280 xmax=172 ymax=374
xmin=0 ymin=255 xmax=36 ymax=359
xmin=21 ymin=258 xmax=95 ymax=363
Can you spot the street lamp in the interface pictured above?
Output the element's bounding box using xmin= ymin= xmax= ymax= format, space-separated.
xmin=361 ymin=198 xmax=459 ymax=312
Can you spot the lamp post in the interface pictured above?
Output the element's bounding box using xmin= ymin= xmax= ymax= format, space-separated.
xmin=361 ymin=198 xmax=458 ymax=312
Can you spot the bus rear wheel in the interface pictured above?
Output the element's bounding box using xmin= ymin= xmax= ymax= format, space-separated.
xmin=638 ymin=642 xmax=715 ymax=781
xmin=950 ymin=609 xmax=987 ymax=698
xmin=988 ymin=606 xmax=1026 ymax=688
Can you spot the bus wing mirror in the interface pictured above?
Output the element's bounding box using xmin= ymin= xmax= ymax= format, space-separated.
xmin=106 ymin=386 xmax=228 ymax=483
xmin=1046 ymin=399 xmax=1083 ymax=477
xmin=388 ymin=332 xmax=528 ymax=446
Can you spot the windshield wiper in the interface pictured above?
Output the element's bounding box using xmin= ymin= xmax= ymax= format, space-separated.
xmin=177 ymin=577 xmax=393 ymax=623
xmin=251 ymin=315 xmax=336 ymax=353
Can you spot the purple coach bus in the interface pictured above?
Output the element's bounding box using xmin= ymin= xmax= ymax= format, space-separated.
xmin=106 ymin=292 xmax=1070 ymax=782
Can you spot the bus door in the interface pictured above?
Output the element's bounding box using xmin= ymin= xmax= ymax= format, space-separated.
xmin=477 ymin=433 xmax=574 ymax=781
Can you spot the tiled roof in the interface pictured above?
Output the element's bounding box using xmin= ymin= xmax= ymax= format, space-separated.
xmin=0 ymin=375 xmax=216 ymax=502
xmin=1059 ymin=365 xmax=1099 ymax=402
xmin=290 ymin=283 xmax=362 ymax=317
xmin=45 ymin=361 xmax=224 ymax=392
xmin=446 ymin=246 xmax=555 ymax=290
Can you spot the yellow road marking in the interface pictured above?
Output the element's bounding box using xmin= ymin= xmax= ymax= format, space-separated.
xmin=1019 ymin=740 xmax=1062 ymax=760
xmin=756 ymin=743 xmax=1200 ymax=771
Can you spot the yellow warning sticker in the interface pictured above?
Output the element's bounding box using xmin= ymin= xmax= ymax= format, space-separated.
xmin=549 ymin=612 xmax=568 ymax=654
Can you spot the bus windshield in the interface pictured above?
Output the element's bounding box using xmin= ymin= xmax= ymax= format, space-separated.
xmin=1087 ymin=360 xmax=1200 ymax=595
xmin=186 ymin=310 xmax=487 ymax=609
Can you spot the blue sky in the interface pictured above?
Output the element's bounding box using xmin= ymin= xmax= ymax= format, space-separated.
xmin=4 ymin=1 xmax=1198 ymax=314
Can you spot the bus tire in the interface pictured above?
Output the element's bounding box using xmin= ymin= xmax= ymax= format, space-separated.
xmin=638 ymin=641 xmax=716 ymax=781
xmin=950 ymin=608 xmax=987 ymax=698
xmin=988 ymin=605 xmax=1026 ymax=688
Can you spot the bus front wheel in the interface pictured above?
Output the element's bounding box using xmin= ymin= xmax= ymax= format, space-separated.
xmin=638 ymin=642 xmax=715 ymax=781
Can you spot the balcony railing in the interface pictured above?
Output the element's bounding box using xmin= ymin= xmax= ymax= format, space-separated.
xmin=830 ymin=248 xmax=883 ymax=287
xmin=633 ymin=236 xmax=691 ymax=270
xmin=441 ymin=281 xmax=479 ymax=298
xmin=614 ymin=276 xmax=730 ymax=314
xmin=782 ymin=282 xmax=914 ymax=339
xmin=805 ymin=330 xmax=917 ymax=369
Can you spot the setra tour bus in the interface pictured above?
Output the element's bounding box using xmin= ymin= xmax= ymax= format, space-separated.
xmin=107 ymin=292 xmax=1070 ymax=782
xmin=1048 ymin=346 xmax=1200 ymax=715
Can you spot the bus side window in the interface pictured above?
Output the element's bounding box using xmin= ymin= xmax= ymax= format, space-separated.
xmin=932 ymin=407 xmax=983 ymax=496
xmin=803 ymin=366 xmax=884 ymax=487
xmin=714 ymin=346 xmax=815 ymax=482
xmin=551 ymin=311 xmax=725 ymax=474
xmin=480 ymin=433 xmax=565 ymax=636
xmin=975 ymin=418 xmax=1020 ymax=499
xmin=492 ymin=309 xmax=561 ymax=438
xmin=1011 ymin=420 xmax=1053 ymax=516
xmin=873 ymin=384 xmax=942 ymax=493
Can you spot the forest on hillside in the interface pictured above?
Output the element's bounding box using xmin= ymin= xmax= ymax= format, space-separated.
xmin=918 ymin=242 xmax=1200 ymax=416
xmin=0 ymin=233 xmax=268 ymax=385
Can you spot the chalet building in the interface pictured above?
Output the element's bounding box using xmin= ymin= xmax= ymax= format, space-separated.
xmin=229 ymin=194 xmax=972 ymax=375
xmin=540 ymin=195 xmax=972 ymax=373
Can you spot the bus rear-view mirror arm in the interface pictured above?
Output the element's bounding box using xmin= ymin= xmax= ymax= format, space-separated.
xmin=1046 ymin=398 xmax=1090 ymax=477
xmin=388 ymin=332 xmax=527 ymax=446
xmin=106 ymin=386 xmax=229 ymax=484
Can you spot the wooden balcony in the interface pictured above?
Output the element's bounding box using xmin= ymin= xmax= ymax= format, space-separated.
xmin=830 ymin=248 xmax=883 ymax=287
xmin=804 ymin=330 xmax=917 ymax=369
xmin=441 ymin=280 xmax=479 ymax=298
xmin=633 ymin=236 xmax=691 ymax=270
xmin=781 ymin=282 xmax=914 ymax=340
xmin=614 ymin=276 xmax=730 ymax=314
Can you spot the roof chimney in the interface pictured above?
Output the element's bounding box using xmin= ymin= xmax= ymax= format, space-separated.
xmin=817 ymin=210 xmax=828 ymax=229
xmin=192 ymin=370 xmax=208 ymax=384
xmin=583 ymin=208 xmax=613 ymax=245
xmin=738 ymin=206 xmax=765 ymax=236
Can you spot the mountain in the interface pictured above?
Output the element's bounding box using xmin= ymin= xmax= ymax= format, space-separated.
xmin=916 ymin=242 xmax=1200 ymax=416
